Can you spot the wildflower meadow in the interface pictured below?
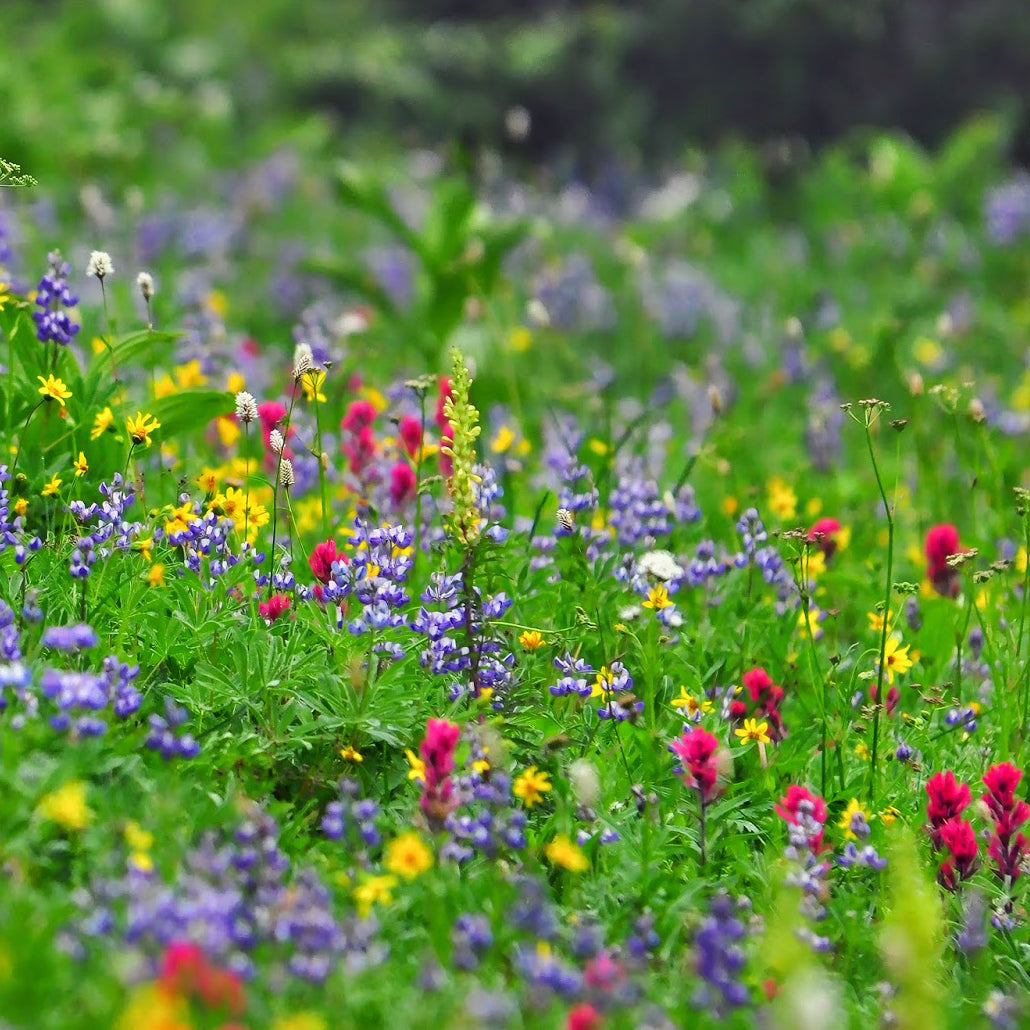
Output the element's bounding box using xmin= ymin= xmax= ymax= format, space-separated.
xmin=6 ymin=20 xmax=1030 ymax=1028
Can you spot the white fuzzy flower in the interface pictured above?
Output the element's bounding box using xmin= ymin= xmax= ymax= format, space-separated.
xmin=269 ymin=429 xmax=285 ymax=455
xmin=86 ymin=250 xmax=114 ymax=279
xmin=568 ymin=759 xmax=600 ymax=808
xmin=292 ymin=343 xmax=314 ymax=380
xmin=136 ymin=271 xmax=155 ymax=300
xmin=636 ymin=550 xmax=683 ymax=582
xmin=235 ymin=391 xmax=258 ymax=424
xmin=278 ymin=457 xmax=295 ymax=489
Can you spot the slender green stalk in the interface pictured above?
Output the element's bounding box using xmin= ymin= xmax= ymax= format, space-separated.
xmin=864 ymin=417 xmax=897 ymax=807
xmin=309 ymin=371 xmax=331 ymax=540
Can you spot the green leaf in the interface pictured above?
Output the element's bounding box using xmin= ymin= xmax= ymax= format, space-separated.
xmin=147 ymin=390 xmax=232 ymax=440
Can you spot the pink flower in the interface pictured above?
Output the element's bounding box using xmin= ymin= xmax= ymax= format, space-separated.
xmin=435 ymin=377 xmax=453 ymax=431
xmin=925 ymin=770 xmax=971 ymax=846
xmin=399 ymin=414 xmax=423 ymax=457
xmin=341 ymin=400 xmax=377 ymax=434
xmin=670 ymin=727 xmax=722 ymax=803
xmin=567 ymin=1004 xmax=603 ymax=1030
xmin=419 ymin=718 xmax=461 ymax=825
xmin=937 ymin=818 xmax=979 ymax=890
xmin=983 ymin=763 xmax=1030 ymax=882
xmin=925 ymin=523 xmax=961 ymax=597
xmin=258 ymin=594 xmax=291 ymax=623
xmin=389 ymin=462 xmax=417 ymax=506
xmin=807 ymin=517 xmax=842 ymax=559
xmin=775 ymin=785 xmax=827 ymax=853
xmin=309 ymin=539 xmax=339 ymax=584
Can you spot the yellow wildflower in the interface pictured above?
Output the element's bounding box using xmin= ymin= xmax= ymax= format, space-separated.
xmin=671 ymin=686 xmax=714 ymax=718
xmin=91 ymin=406 xmax=115 ymax=441
xmin=405 ymin=748 xmax=426 ymax=784
xmin=491 ymin=426 xmax=515 ymax=454
xmin=73 ymin=451 xmax=89 ymax=478
xmin=196 ymin=468 xmax=219 ymax=493
xmin=13 ymin=498 xmax=27 ymax=517
xmin=838 ymin=798 xmax=872 ymax=841
xmin=879 ymin=806 xmax=901 ymax=827
xmin=881 ymin=636 xmax=914 ymax=685
xmin=164 ymin=502 xmax=198 ymax=537
xmin=767 ymin=476 xmax=797 ymax=520
xmin=642 ymin=585 xmax=673 ymax=611
xmin=37 ymin=374 xmax=72 ymax=403
xmin=36 ymin=781 xmax=92 ymax=831
xmin=340 ymin=745 xmax=363 ymax=763
xmin=513 ymin=766 xmax=552 ymax=807
xmin=353 ymin=874 xmax=396 ymax=918
xmin=42 ymin=475 xmax=62 ymax=497
xmin=301 ymin=370 xmax=327 ymax=403
xmin=153 ymin=374 xmax=176 ymax=400
xmin=545 ymin=835 xmax=589 ymax=872
xmin=174 ymin=360 xmax=207 ymax=389
xmin=126 ymin=411 xmax=161 ymax=447
xmin=519 ymin=630 xmax=545 ymax=651
xmin=147 ymin=563 xmax=165 ymax=588
xmin=272 ymin=1015 xmax=328 ymax=1030
xmin=734 ymin=718 xmax=771 ymax=745
xmin=385 ymin=832 xmax=433 ymax=880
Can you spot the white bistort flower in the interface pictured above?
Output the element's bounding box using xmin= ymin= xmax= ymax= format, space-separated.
xmin=136 ymin=271 xmax=155 ymax=300
xmin=235 ymin=391 xmax=258 ymax=424
xmin=86 ymin=250 xmax=114 ymax=279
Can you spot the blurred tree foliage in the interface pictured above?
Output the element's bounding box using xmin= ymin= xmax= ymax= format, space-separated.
xmin=2 ymin=0 xmax=1029 ymax=182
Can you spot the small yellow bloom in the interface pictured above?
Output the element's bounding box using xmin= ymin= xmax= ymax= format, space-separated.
xmin=879 ymin=806 xmax=900 ymax=827
xmin=153 ymin=374 xmax=177 ymax=400
xmin=214 ymin=415 xmax=240 ymax=449
xmin=545 ymin=834 xmax=589 ymax=872
xmin=881 ymin=635 xmax=914 ymax=685
xmin=353 ymin=874 xmax=396 ymax=918
xmin=227 ymin=372 xmax=246 ymax=394
xmin=272 ymin=1015 xmax=328 ymax=1030
xmin=126 ymin=411 xmax=161 ymax=447
xmin=206 ymin=289 xmax=228 ymax=318
xmin=591 ymin=666 xmax=616 ymax=703
xmin=385 ymin=831 xmax=433 ymax=880
xmin=588 ymin=438 xmax=609 ymax=457
xmin=767 ymin=476 xmax=797 ymax=520
xmin=73 ymin=451 xmax=89 ymax=478
xmin=734 ymin=718 xmax=771 ymax=746
xmin=174 ymin=360 xmax=207 ymax=389
xmin=867 ymin=610 xmax=889 ymax=633
xmin=147 ymin=563 xmax=165 ymax=588
xmin=837 ymin=798 xmax=872 ymax=841
xmin=513 ymin=766 xmax=552 ymax=807
xmin=405 ymin=748 xmax=426 ymax=784
xmin=340 ymin=745 xmax=363 ymax=763
xmin=164 ymin=502 xmax=198 ymax=537
xmin=301 ymin=369 xmax=328 ymax=403
xmin=116 ymin=985 xmax=187 ymax=1030
xmin=508 ymin=326 xmax=532 ymax=352
xmin=196 ymin=468 xmax=219 ymax=493
xmin=128 ymin=852 xmax=154 ymax=873
xmin=91 ymin=406 xmax=115 ymax=441
xmin=36 ymin=781 xmax=92 ymax=831
xmin=519 ymin=630 xmax=545 ymax=651
xmin=13 ymin=498 xmax=27 ymax=517
xmin=491 ymin=426 xmax=515 ymax=454
xmin=42 ymin=474 xmax=62 ymax=497
xmin=721 ymin=495 xmax=739 ymax=517
xmin=37 ymin=374 xmax=72 ymax=403
xmin=855 ymin=742 xmax=870 ymax=761
xmin=671 ymin=686 xmax=714 ymax=718
xmin=125 ymin=821 xmax=154 ymax=853
xmin=642 ymin=585 xmax=673 ymax=612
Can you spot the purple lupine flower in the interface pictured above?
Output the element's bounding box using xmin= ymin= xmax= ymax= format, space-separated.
xmin=692 ymin=894 xmax=749 ymax=1014
xmin=41 ymin=624 xmax=98 ymax=653
xmin=33 ymin=250 xmax=80 ymax=346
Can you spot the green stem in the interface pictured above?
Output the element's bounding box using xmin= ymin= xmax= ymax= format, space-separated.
xmin=865 ymin=424 xmax=896 ymax=808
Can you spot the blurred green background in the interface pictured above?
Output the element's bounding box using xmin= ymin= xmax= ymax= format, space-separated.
xmin=4 ymin=0 xmax=1030 ymax=187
